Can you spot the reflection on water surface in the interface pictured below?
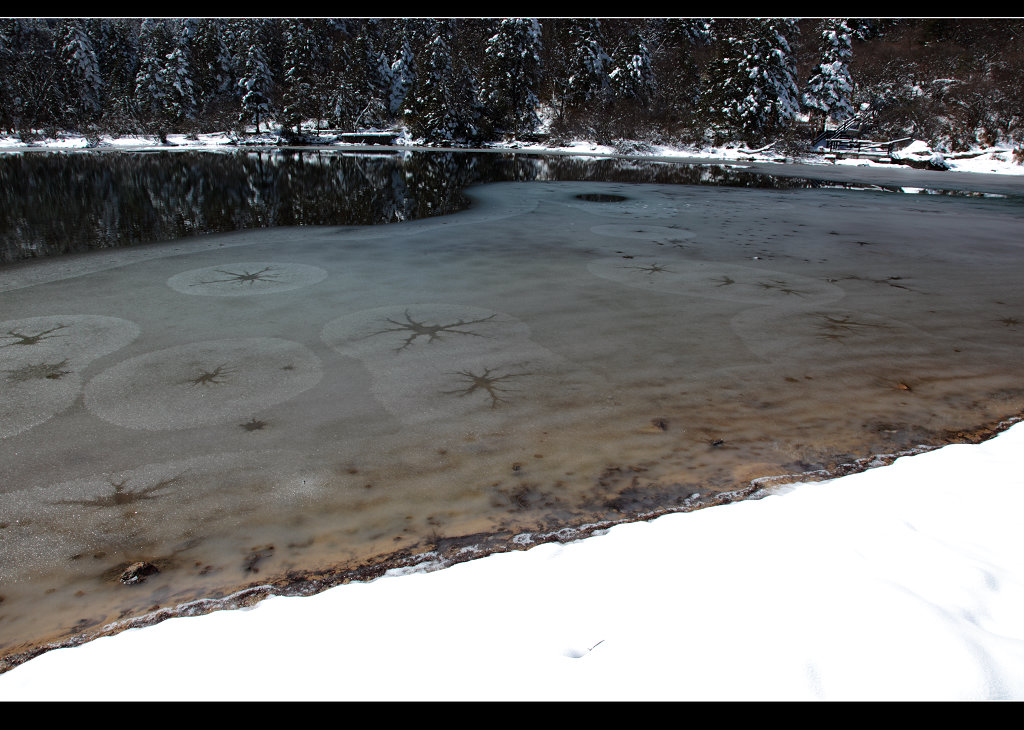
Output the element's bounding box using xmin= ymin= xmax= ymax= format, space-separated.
xmin=1 ymin=152 xmax=1023 ymax=671
xmin=5 ymin=148 xmax=997 ymax=265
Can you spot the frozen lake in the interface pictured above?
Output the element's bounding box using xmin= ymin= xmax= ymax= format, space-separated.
xmin=2 ymin=151 xmax=1024 ymax=668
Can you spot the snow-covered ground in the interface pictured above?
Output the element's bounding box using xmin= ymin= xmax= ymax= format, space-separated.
xmin=1 ymin=419 xmax=1021 ymax=701
xmin=0 ymin=131 xmax=1022 ymax=701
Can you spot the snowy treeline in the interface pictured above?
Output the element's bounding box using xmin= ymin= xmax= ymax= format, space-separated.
xmin=1 ymin=18 xmax=1023 ymax=150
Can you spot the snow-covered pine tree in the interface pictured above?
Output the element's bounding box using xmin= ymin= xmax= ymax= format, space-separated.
xmin=802 ymin=18 xmax=855 ymax=123
xmin=561 ymin=18 xmax=612 ymax=108
xmin=187 ymin=18 xmax=235 ymax=123
xmin=709 ymin=18 xmax=801 ymax=140
xmin=58 ymin=19 xmax=104 ymax=122
xmin=308 ymin=20 xmax=342 ymax=130
xmin=326 ymin=22 xmax=361 ymax=130
xmin=363 ymin=20 xmax=394 ymax=99
xmin=395 ymin=18 xmax=434 ymax=128
xmin=323 ymin=21 xmax=365 ymax=130
xmin=88 ymin=18 xmax=139 ymax=130
xmin=352 ymin=19 xmax=393 ymax=128
xmin=281 ymin=19 xmax=318 ymax=133
xmin=660 ymin=17 xmax=713 ymax=47
xmin=389 ymin=33 xmax=416 ymax=117
xmin=609 ymin=26 xmax=656 ymax=103
xmin=405 ymin=20 xmax=482 ymax=144
xmin=480 ymin=18 xmax=544 ymax=137
xmin=134 ymin=18 xmax=175 ymax=136
xmin=162 ymin=20 xmax=197 ymax=128
xmin=449 ymin=57 xmax=486 ymax=144
xmin=646 ymin=18 xmax=711 ymax=136
xmin=235 ymin=19 xmax=274 ymax=133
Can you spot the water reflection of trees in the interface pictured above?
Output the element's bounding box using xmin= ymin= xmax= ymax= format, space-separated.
xmin=0 ymin=150 xmax=812 ymax=265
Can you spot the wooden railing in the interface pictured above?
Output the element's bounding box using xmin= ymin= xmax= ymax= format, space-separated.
xmin=826 ymin=136 xmax=913 ymax=156
xmin=812 ymin=113 xmax=867 ymax=147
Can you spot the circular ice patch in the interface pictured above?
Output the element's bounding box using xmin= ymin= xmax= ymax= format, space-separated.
xmin=322 ymin=303 xmax=523 ymax=362
xmin=322 ymin=304 xmax=566 ymax=424
xmin=84 ymin=338 xmax=322 ymax=430
xmin=0 ymin=315 xmax=140 ymax=439
xmin=167 ymin=262 xmax=327 ymax=297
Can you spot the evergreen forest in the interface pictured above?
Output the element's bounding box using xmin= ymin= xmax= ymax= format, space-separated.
xmin=2 ymin=17 xmax=1023 ymax=152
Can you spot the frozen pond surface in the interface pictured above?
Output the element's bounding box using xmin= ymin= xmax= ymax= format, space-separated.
xmin=2 ymin=158 xmax=1024 ymax=667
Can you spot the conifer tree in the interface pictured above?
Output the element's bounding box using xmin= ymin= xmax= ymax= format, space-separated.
xmin=189 ymin=18 xmax=236 ymax=129
xmin=707 ymin=18 xmax=801 ymax=140
xmin=4 ymin=19 xmax=62 ymax=133
xmin=281 ymin=19 xmax=317 ymax=133
xmin=660 ymin=17 xmax=713 ymax=47
xmin=350 ymin=19 xmax=393 ymax=128
xmin=562 ymin=19 xmax=612 ymax=108
xmin=58 ymin=19 xmax=104 ymax=122
xmin=609 ymin=27 xmax=656 ymax=103
xmin=325 ymin=22 xmax=361 ymax=130
xmin=284 ymin=19 xmax=339 ymax=134
xmin=449 ymin=56 xmax=486 ymax=144
xmin=406 ymin=20 xmax=482 ymax=143
xmin=162 ymin=20 xmax=197 ymax=127
xmin=90 ymin=18 xmax=140 ymax=131
xmin=480 ymin=18 xmax=544 ymax=136
xmin=389 ymin=33 xmax=416 ymax=117
xmin=191 ymin=18 xmax=235 ymax=97
xmin=134 ymin=18 xmax=174 ymax=135
xmin=650 ymin=18 xmax=711 ymax=135
xmin=236 ymin=19 xmax=274 ymax=133
xmin=361 ymin=20 xmax=393 ymax=99
xmin=803 ymin=18 xmax=855 ymax=122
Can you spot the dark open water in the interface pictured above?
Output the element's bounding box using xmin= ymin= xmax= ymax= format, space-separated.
xmin=3 ymin=148 xmax=970 ymax=265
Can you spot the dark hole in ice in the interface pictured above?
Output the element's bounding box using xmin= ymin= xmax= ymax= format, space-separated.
xmin=575 ymin=193 xmax=628 ymax=202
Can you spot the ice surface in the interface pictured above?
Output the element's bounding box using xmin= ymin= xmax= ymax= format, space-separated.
xmin=2 ymin=176 xmax=1024 ymax=669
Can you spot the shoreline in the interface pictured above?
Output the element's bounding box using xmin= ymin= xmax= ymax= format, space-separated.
xmin=4 ymin=408 xmax=1021 ymax=675
xmin=1 ymin=130 xmax=1021 ymax=184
